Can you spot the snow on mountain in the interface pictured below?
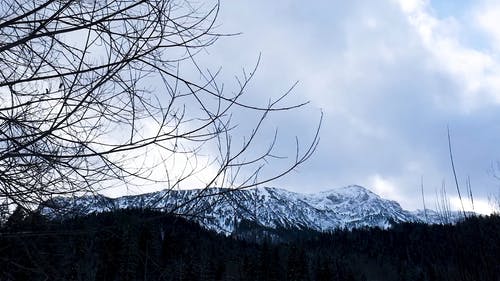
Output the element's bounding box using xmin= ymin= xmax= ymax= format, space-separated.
xmin=410 ymin=208 xmax=472 ymax=225
xmin=39 ymin=185 xmax=467 ymax=234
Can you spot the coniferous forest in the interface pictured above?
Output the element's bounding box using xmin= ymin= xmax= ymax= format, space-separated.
xmin=0 ymin=209 xmax=499 ymax=281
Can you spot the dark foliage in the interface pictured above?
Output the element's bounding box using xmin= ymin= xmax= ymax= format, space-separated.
xmin=0 ymin=210 xmax=499 ymax=281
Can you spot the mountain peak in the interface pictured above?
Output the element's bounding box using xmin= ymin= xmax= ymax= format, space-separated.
xmin=329 ymin=185 xmax=377 ymax=195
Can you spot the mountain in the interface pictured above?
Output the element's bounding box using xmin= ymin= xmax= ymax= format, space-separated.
xmin=39 ymin=185 xmax=467 ymax=234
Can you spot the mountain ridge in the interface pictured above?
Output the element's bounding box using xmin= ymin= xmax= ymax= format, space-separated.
xmin=39 ymin=185 xmax=467 ymax=234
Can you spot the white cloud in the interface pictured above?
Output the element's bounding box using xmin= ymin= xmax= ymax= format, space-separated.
xmin=187 ymin=0 xmax=500 ymax=213
xmin=397 ymin=0 xmax=428 ymax=14
xmin=369 ymin=174 xmax=406 ymax=203
xmin=450 ymin=196 xmax=494 ymax=215
xmin=474 ymin=1 xmax=500 ymax=51
xmin=398 ymin=0 xmax=500 ymax=110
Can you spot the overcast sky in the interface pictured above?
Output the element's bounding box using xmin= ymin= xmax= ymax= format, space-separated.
xmin=187 ymin=0 xmax=500 ymax=214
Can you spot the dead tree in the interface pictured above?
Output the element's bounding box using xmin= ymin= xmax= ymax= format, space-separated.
xmin=0 ymin=0 xmax=320 ymax=214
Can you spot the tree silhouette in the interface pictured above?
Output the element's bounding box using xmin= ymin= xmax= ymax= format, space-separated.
xmin=0 ymin=0 xmax=320 ymax=213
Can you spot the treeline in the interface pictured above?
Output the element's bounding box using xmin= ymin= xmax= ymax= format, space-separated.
xmin=0 ymin=209 xmax=499 ymax=281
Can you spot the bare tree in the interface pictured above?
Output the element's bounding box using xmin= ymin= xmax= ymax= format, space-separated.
xmin=447 ymin=126 xmax=466 ymax=218
xmin=0 ymin=0 xmax=321 ymax=214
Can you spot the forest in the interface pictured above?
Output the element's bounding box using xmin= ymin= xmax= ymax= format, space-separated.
xmin=1 ymin=209 xmax=498 ymax=281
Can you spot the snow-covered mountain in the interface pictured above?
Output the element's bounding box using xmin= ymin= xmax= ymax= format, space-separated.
xmin=39 ymin=185 xmax=466 ymax=234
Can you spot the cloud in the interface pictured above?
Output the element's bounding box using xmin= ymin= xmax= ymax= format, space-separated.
xmin=400 ymin=0 xmax=500 ymax=109
xmin=369 ymin=174 xmax=406 ymax=203
xmin=180 ymin=0 xmax=500 ymax=213
xmin=450 ymin=196 xmax=494 ymax=215
xmin=474 ymin=1 xmax=500 ymax=51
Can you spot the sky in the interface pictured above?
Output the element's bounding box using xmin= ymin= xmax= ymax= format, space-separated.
xmin=183 ymin=0 xmax=500 ymax=214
